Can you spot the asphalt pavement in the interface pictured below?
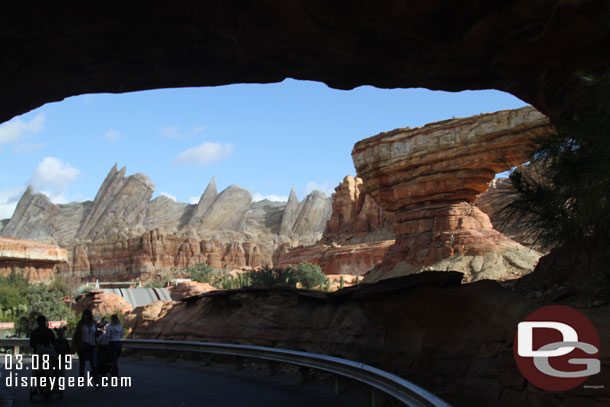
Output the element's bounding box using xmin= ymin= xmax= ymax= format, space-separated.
xmin=0 ymin=356 xmax=370 ymax=407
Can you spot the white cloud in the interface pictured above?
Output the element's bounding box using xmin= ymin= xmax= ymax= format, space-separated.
xmin=13 ymin=142 xmax=49 ymax=154
xmin=305 ymin=181 xmax=334 ymax=196
xmin=104 ymin=129 xmax=120 ymax=143
xmin=161 ymin=125 xmax=205 ymax=139
xmin=189 ymin=196 xmax=200 ymax=204
xmin=0 ymin=113 xmax=45 ymax=144
xmin=173 ymin=142 xmax=233 ymax=166
xmin=28 ymin=157 xmax=80 ymax=198
xmin=252 ymin=193 xmax=288 ymax=202
xmin=160 ymin=192 xmax=177 ymax=202
xmin=0 ymin=187 xmax=24 ymax=219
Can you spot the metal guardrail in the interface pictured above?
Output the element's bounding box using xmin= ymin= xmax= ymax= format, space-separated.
xmin=0 ymin=338 xmax=451 ymax=407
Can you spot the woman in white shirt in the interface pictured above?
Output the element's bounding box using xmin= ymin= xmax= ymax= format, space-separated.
xmin=105 ymin=314 xmax=123 ymax=377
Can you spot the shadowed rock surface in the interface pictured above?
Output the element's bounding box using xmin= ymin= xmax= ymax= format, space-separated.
xmin=124 ymin=269 xmax=610 ymax=407
xmin=1 ymin=2 xmax=608 ymax=128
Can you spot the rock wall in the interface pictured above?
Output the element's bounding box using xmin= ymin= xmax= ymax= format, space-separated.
xmin=322 ymin=175 xmax=393 ymax=244
xmin=1 ymin=165 xmax=332 ymax=280
xmin=0 ymin=236 xmax=67 ymax=280
xmin=352 ymin=106 xmax=555 ymax=282
xmin=124 ymin=270 xmax=610 ymax=407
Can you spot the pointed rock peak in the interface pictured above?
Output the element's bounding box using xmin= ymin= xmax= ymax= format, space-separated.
xmin=111 ymin=163 xmax=118 ymax=173
xmin=24 ymin=185 xmax=35 ymax=196
xmin=204 ymin=177 xmax=217 ymax=194
xmin=119 ymin=166 xmax=127 ymax=176
xmin=288 ymin=188 xmax=298 ymax=203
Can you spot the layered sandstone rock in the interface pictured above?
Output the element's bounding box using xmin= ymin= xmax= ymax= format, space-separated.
xmin=166 ymin=281 xmax=216 ymax=301
xmin=276 ymin=240 xmax=393 ymax=276
xmin=72 ymin=290 xmax=134 ymax=316
xmin=323 ymin=175 xmax=393 ymax=244
xmin=353 ymin=107 xmax=555 ymax=282
xmin=1 ymin=167 xmax=331 ymax=281
xmin=0 ymin=236 xmax=67 ymax=280
xmin=276 ymin=176 xmax=394 ymax=276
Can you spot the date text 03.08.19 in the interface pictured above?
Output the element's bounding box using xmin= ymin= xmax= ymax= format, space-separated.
xmin=3 ymin=354 xmax=72 ymax=370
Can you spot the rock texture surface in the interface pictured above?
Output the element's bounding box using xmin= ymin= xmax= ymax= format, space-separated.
xmin=166 ymin=281 xmax=216 ymax=301
xmin=1 ymin=165 xmax=331 ymax=280
xmin=0 ymin=236 xmax=67 ymax=280
xmin=353 ymin=107 xmax=554 ymax=282
xmin=323 ymin=175 xmax=393 ymax=244
xmin=72 ymin=290 xmax=134 ymax=316
xmin=124 ymin=270 xmax=610 ymax=407
xmin=276 ymin=240 xmax=393 ymax=277
xmin=1 ymin=1 xmax=607 ymax=131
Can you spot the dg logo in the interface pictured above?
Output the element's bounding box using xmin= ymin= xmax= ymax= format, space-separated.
xmin=514 ymin=305 xmax=600 ymax=391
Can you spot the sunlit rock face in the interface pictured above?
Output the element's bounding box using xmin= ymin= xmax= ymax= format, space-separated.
xmin=0 ymin=165 xmax=331 ymax=280
xmin=323 ymin=175 xmax=394 ymax=245
xmin=353 ymin=106 xmax=555 ymax=282
xmin=0 ymin=236 xmax=67 ymax=280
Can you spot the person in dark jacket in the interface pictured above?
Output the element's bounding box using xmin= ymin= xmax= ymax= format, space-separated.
xmin=30 ymin=315 xmax=55 ymax=354
xmin=72 ymin=309 xmax=97 ymax=379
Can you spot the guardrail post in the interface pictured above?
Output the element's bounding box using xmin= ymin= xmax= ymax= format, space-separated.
xmin=13 ymin=346 xmax=19 ymax=355
xmin=233 ymin=356 xmax=243 ymax=370
xmin=268 ymin=361 xmax=278 ymax=376
xmin=371 ymin=389 xmax=388 ymax=407
xmin=299 ymin=366 xmax=311 ymax=384
xmin=334 ymin=375 xmax=348 ymax=395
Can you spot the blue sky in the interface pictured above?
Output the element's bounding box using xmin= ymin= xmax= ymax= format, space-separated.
xmin=0 ymin=79 xmax=527 ymax=219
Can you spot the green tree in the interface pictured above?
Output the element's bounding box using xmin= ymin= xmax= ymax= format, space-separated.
xmin=0 ymin=271 xmax=29 ymax=311
xmin=501 ymin=73 xmax=610 ymax=254
xmin=16 ymin=283 xmax=71 ymax=336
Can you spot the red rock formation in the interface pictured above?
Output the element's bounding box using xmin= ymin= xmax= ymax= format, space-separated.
xmin=276 ymin=240 xmax=393 ymax=276
xmin=352 ymin=107 xmax=554 ymax=280
xmin=166 ymin=281 xmax=216 ymax=301
xmin=66 ymin=229 xmax=274 ymax=280
xmin=123 ymin=271 xmax=610 ymax=407
xmin=72 ymin=290 xmax=134 ymax=316
xmin=323 ymin=175 xmax=393 ymax=244
xmin=0 ymin=236 xmax=68 ymax=280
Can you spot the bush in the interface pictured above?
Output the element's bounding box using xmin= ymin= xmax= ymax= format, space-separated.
xmin=247 ymin=266 xmax=298 ymax=288
xmin=187 ymin=263 xmax=216 ymax=284
xmin=246 ymin=263 xmax=327 ymax=290
xmin=294 ymin=262 xmax=326 ymax=289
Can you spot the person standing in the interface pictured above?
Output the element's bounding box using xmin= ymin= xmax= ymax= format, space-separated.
xmin=30 ymin=315 xmax=56 ymax=355
xmin=72 ymin=309 xmax=97 ymax=379
xmin=105 ymin=314 xmax=123 ymax=377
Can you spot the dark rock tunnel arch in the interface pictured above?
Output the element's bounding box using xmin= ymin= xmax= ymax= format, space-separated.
xmin=1 ymin=0 xmax=609 ymax=126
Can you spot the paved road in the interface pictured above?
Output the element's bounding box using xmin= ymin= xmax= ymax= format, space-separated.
xmin=1 ymin=356 xmax=370 ymax=407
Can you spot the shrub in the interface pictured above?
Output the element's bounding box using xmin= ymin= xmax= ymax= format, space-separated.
xmin=187 ymin=263 xmax=216 ymax=284
xmin=294 ymin=262 xmax=326 ymax=289
xmin=247 ymin=266 xmax=298 ymax=288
